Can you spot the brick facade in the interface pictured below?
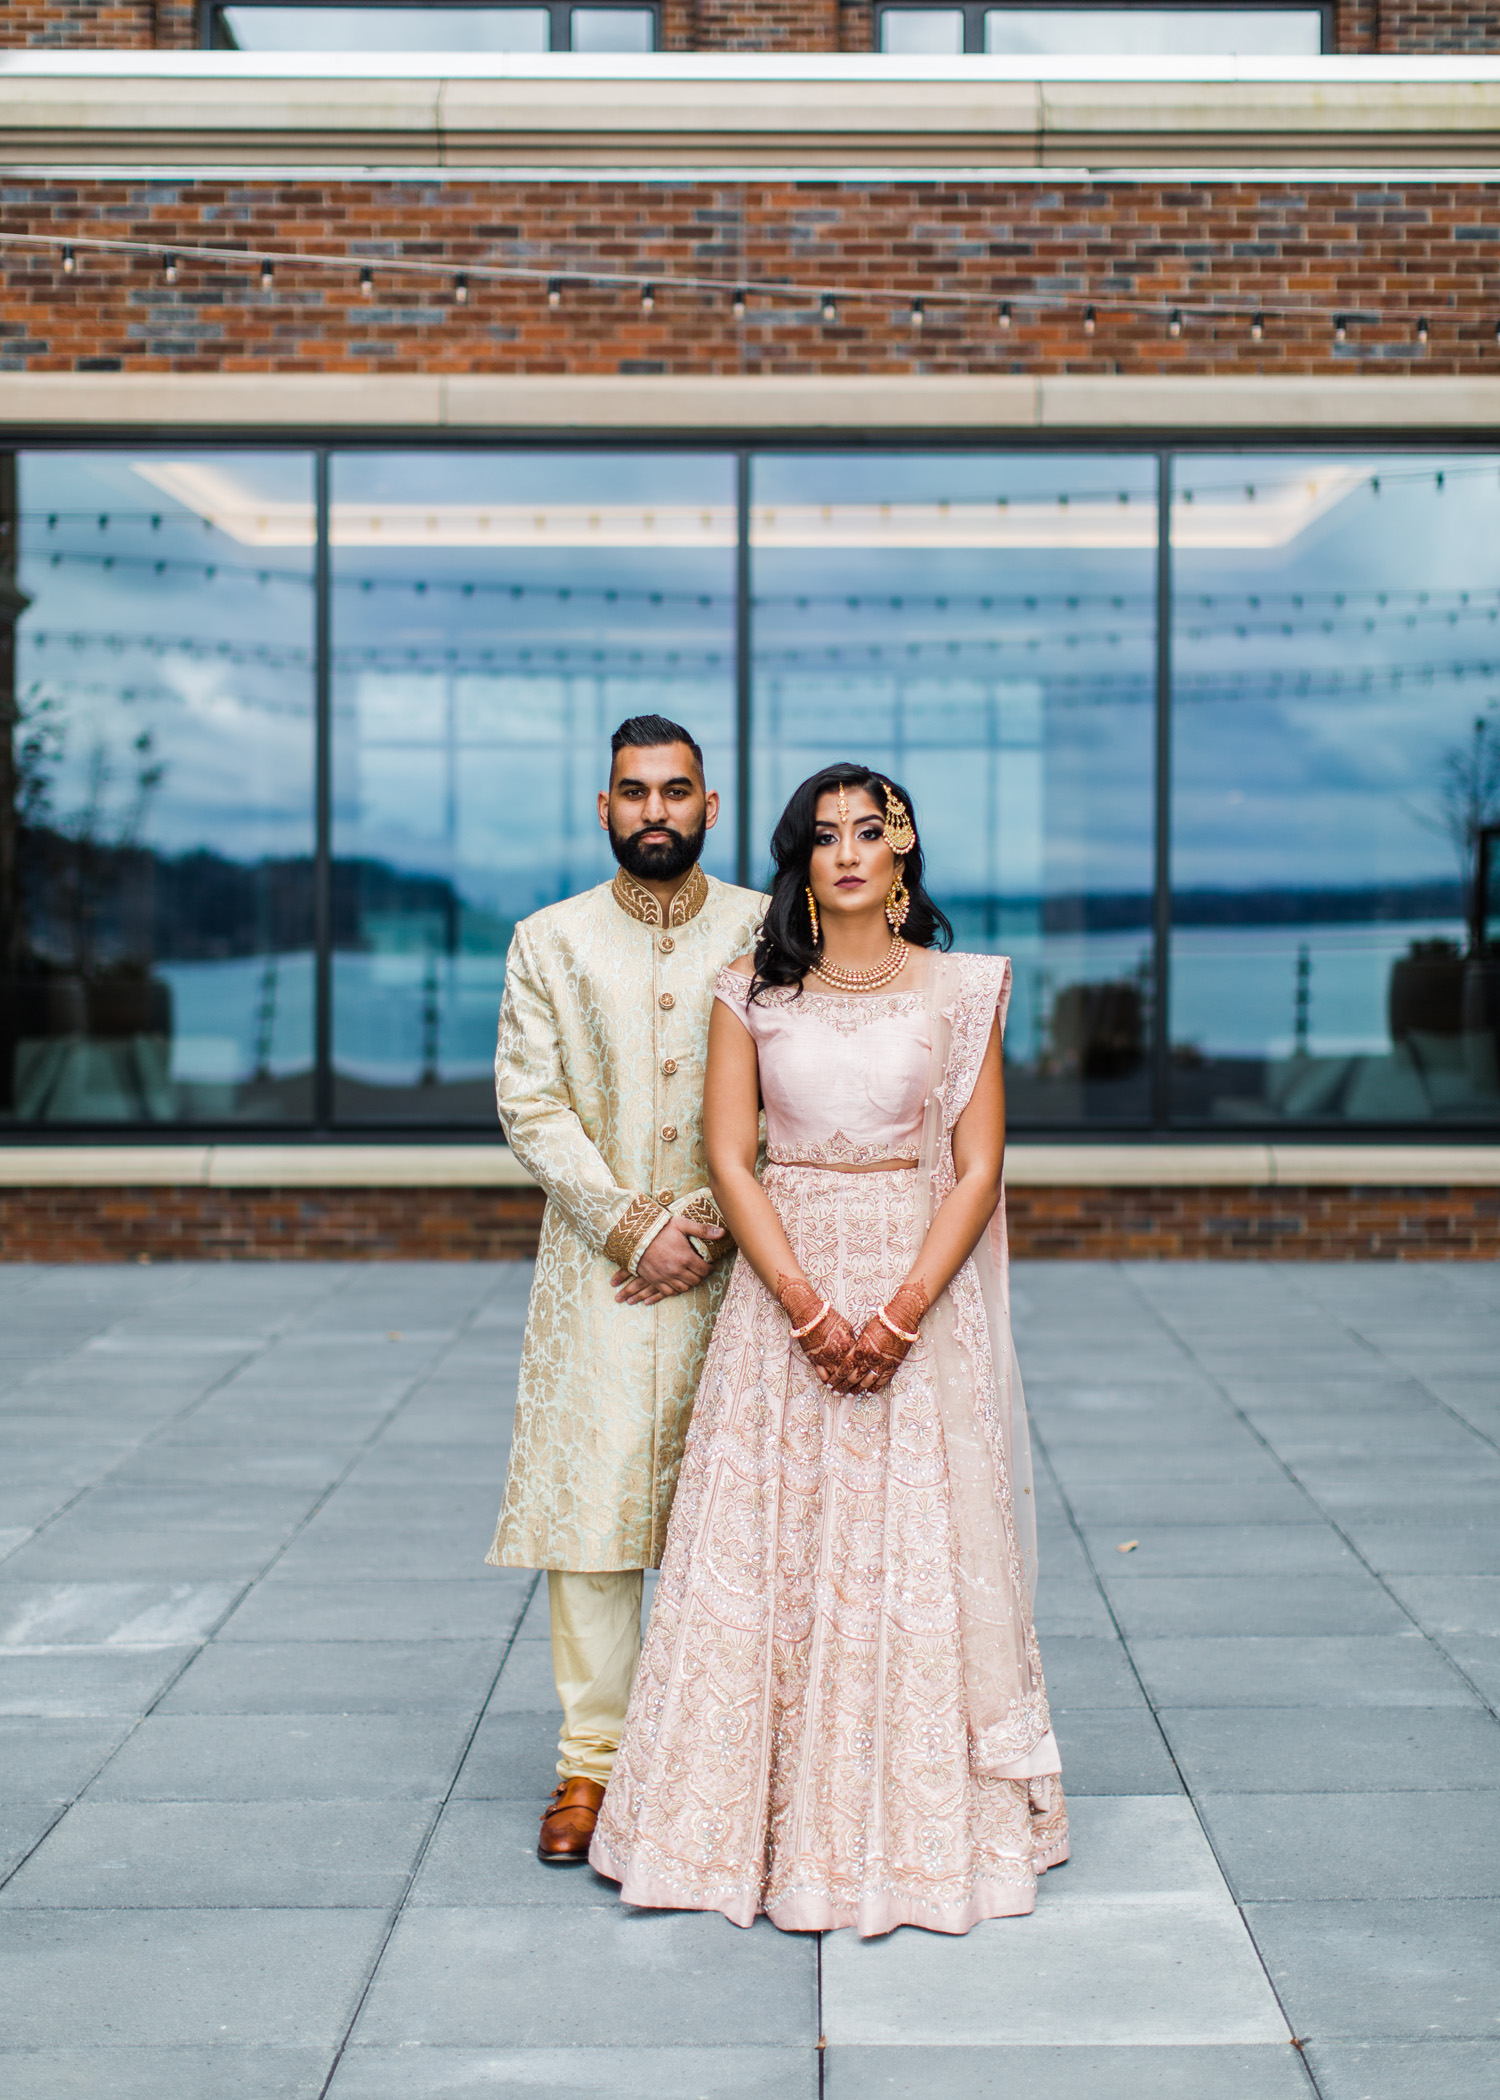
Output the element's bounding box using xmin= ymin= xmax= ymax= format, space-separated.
xmin=0 ymin=0 xmax=1494 ymax=53
xmin=2 ymin=177 xmax=1497 ymax=378
xmin=0 ymin=1181 xmax=1493 ymax=1260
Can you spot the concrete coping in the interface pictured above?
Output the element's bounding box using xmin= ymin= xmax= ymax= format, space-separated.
xmin=0 ymin=1142 xmax=1497 ymax=1189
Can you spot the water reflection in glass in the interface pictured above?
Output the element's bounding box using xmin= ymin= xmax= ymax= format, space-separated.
xmin=750 ymin=452 xmax=1158 ymax=1126
xmin=1 ymin=450 xmax=315 ymax=1126
xmin=1170 ymin=451 xmax=1500 ymax=1126
xmin=329 ymin=450 xmax=736 ymax=1123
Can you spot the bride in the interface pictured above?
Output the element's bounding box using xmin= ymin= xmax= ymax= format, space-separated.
xmin=589 ymin=762 xmax=1067 ymax=1936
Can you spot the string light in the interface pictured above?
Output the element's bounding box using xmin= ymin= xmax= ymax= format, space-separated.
xmin=821 ymin=292 xmax=838 ymax=325
xmin=1251 ymin=311 xmax=1264 ymax=341
xmin=548 ymin=278 xmax=562 ymax=307
xmin=162 ymin=254 xmax=178 ymax=285
xmin=640 ymin=282 xmax=655 ymax=312
xmin=61 ymin=245 xmax=75 ymax=274
xmin=731 ymin=286 xmax=747 ymax=319
xmin=454 ymin=273 xmax=469 ymax=305
xmin=1416 ymin=315 xmax=1429 ymax=345
xmin=998 ymin=301 xmax=1012 ymax=330
xmin=260 ymin=259 xmax=274 ymax=291
xmin=1084 ymin=305 xmax=1096 ymax=336
xmin=1333 ymin=315 xmax=1348 ymax=344
xmin=1168 ymin=309 xmax=1183 ymax=338
xmin=910 ymin=298 xmax=924 ymax=329
xmin=359 ymin=266 xmax=373 ymax=297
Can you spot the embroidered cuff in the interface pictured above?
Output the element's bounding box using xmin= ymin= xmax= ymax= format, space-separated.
xmin=673 ymin=1189 xmax=735 ymax=1264
xmin=603 ymin=1194 xmax=673 ymax=1276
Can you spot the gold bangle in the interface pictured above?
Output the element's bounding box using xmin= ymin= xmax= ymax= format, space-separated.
xmin=789 ymin=1300 xmax=833 ymax=1341
xmin=876 ymin=1304 xmax=920 ymax=1345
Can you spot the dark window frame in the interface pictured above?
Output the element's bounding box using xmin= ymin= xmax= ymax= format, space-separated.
xmin=201 ymin=0 xmax=661 ymax=53
xmin=3 ymin=425 xmax=1495 ymax=1145
xmin=874 ymin=1 xmax=1334 ymax=56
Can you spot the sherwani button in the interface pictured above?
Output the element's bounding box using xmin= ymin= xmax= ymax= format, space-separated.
xmin=659 ymin=992 xmax=675 ymax=1010
xmin=661 ymin=1124 xmax=678 ymax=1142
xmin=662 ymin=1058 xmax=677 ymax=1076
xmin=660 ymin=936 xmax=675 ymax=953
xmin=657 ymin=1189 xmax=674 ymax=1205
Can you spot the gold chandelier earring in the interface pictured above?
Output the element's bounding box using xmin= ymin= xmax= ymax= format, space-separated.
xmin=805 ymin=885 xmax=822 ymax=945
xmin=885 ymin=866 xmax=910 ymax=934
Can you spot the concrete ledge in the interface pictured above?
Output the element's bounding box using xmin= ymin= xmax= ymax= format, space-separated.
xmin=6 ymin=372 xmax=1500 ymax=435
xmin=1 ymin=1142 xmax=1497 ymax=1190
xmin=4 ymin=57 xmax=1500 ymax=173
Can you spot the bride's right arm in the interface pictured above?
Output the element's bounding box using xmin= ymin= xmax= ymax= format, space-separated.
xmin=704 ymin=988 xmax=855 ymax=1385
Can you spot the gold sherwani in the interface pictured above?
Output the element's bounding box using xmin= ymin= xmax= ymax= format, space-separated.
xmin=486 ymin=863 xmax=764 ymax=1572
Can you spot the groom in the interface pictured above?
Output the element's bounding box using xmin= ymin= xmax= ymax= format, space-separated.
xmin=486 ymin=715 xmax=764 ymax=1862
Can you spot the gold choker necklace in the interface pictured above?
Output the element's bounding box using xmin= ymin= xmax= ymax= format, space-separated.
xmin=811 ymin=937 xmax=909 ymax=994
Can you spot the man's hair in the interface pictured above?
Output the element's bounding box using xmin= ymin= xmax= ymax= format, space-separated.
xmin=609 ymin=714 xmax=704 ymax=778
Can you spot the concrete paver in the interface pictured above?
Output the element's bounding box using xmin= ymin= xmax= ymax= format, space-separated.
xmin=0 ymin=1256 xmax=1494 ymax=2097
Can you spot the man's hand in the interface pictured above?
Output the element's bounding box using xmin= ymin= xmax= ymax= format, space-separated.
xmin=611 ymin=1215 xmax=725 ymax=1306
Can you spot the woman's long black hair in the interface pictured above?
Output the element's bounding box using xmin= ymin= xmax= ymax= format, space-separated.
xmin=749 ymin=761 xmax=952 ymax=1002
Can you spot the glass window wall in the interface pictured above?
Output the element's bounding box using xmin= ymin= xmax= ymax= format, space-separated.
xmin=1170 ymin=451 xmax=1500 ymax=1128
xmin=3 ymin=439 xmax=1497 ymax=1139
xmin=1 ymin=450 xmax=316 ymax=1127
xmin=750 ymin=452 xmax=1157 ymax=1125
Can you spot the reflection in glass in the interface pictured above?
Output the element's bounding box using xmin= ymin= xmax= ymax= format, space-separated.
xmin=214 ymin=6 xmax=553 ymax=49
xmin=329 ymin=451 xmax=736 ymax=1123
xmin=983 ymin=9 xmax=1324 ymax=55
xmin=1170 ymin=452 xmax=1500 ymax=1126
xmin=881 ymin=7 xmax=966 ymax=51
xmin=750 ymin=453 xmax=1157 ymax=1126
xmin=572 ymin=7 xmax=654 ymax=49
xmin=2 ymin=451 xmax=315 ymax=1126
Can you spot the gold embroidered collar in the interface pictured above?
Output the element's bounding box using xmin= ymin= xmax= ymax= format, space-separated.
xmin=611 ymin=862 xmax=708 ymax=929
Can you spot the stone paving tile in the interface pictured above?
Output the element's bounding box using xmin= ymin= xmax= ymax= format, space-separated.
xmin=330 ymin=2045 xmax=816 ymax=2098
xmin=1049 ymin=1709 xmax=1184 ymax=1795
xmin=0 ymin=1580 xmax=240 ymax=1649
xmin=1244 ymin=1900 xmax=1500 ymax=2040
xmin=1197 ymin=1790 xmax=1500 ymax=1900
xmin=0 ymin=2045 xmax=332 ymax=2098
xmin=1078 ymin=1522 xmax=1363 ymax=1577
xmin=0 ymin=1803 xmax=60 ymax=1878
xmin=0 ymin=1647 xmax=200 ymax=1719
xmin=0 ymin=1799 xmax=435 ymax=1910
xmin=1305 ymin=2041 xmax=1500 ymax=2100
xmin=1159 ymin=1705 xmax=1500 ymax=1794
xmin=406 ymin=1798 xmax=619 ymax=1908
xmin=351 ymin=1907 xmax=816 ymax=2048
xmin=1384 ymin=1575 xmax=1500 ymax=1637
xmin=1330 ymin=1525 xmax=1500 ymax=1576
xmin=0 ymin=1909 xmax=391 ymax=2046
xmin=452 ymin=1710 xmax=562 ymax=1801
xmin=88 ymin=1712 xmax=475 ymax=1802
xmin=0 ymin=1715 xmax=136 ymax=1801
xmin=1128 ymin=1634 xmax=1477 ymax=1709
xmin=1100 ymin=1574 xmax=1409 ymax=1639
xmin=157 ymin=1638 xmax=503 ymax=1716
xmin=824 ymin=2044 xmax=1310 ymax=2098
xmin=219 ymin=1577 xmax=530 ymax=1644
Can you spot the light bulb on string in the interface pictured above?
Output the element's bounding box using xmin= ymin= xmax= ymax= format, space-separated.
xmin=731 ymin=286 xmax=747 ymax=319
xmin=1333 ymin=315 xmax=1347 ymax=344
xmin=1168 ymin=309 xmax=1183 ymax=338
xmin=1416 ymin=315 xmax=1429 ymax=345
xmin=260 ymin=259 xmax=274 ymax=290
xmin=1250 ymin=311 xmax=1264 ymax=341
xmin=998 ymin=300 xmax=1012 ymax=330
xmin=821 ymin=292 xmax=838 ymax=325
xmin=61 ymin=245 xmax=76 ymax=274
xmin=910 ymin=297 xmax=924 ymax=329
xmin=640 ymin=283 xmax=655 ymax=312
xmin=359 ymin=266 xmax=374 ymax=297
xmin=1083 ymin=305 xmax=1096 ymax=336
xmin=162 ymin=254 xmax=178 ymax=285
xmin=547 ymin=278 xmax=562 ymax=307
xmin=454 ymin=273 xmax=469 ymax=305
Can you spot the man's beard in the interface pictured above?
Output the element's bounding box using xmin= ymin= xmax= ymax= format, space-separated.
xmin=609 ymin=817 xmax=706 ymax=885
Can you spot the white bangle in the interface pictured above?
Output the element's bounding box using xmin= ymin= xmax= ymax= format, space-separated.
xmin=877 ymin=1304 xmax=921 ymax=1345
xmin=789 ymin=1300 xmax=833 ymax=1341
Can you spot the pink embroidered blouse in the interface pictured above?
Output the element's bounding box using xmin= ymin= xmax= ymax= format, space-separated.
xmin=714 ymin=964 xmax=932 ymax=1168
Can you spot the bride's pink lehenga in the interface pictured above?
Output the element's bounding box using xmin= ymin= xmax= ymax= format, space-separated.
xmin=590 ymin=952 xmax=1067 ymax=1936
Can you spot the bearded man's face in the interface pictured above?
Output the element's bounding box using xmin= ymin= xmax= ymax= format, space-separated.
xmin=601 ymin=742 xmax=716 ymax=882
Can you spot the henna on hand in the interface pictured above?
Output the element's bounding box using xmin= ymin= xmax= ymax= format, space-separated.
xmin=777 ymin=1273 xmax=858 ymax=1386
xmin=835 ymin=1278 xmax=931 ymax=1395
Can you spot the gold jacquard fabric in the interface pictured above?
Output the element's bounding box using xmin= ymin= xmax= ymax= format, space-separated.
xmin=486 ymin=869 xmax=765 ymax=1572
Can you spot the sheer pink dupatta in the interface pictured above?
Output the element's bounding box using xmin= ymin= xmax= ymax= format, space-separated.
xmin=916 ymin=953 xmax=1060 ymax=1782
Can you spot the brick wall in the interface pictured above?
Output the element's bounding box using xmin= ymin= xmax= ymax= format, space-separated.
xmin=2 ymin=177 xmax=1497 ymax=378
xmin=0 ymin=1182 xmax=1494 ymax=1260
xmin=0 ymin=0 xmax=1494 ymax=53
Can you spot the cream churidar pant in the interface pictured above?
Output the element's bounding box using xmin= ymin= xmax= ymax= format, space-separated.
xmin=548 ymin=1569 xmax=644 ymax=1784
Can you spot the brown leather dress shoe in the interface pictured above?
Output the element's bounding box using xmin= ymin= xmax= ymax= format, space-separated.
xmin=537 ymin=1776 xmax=606 ymax=1864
